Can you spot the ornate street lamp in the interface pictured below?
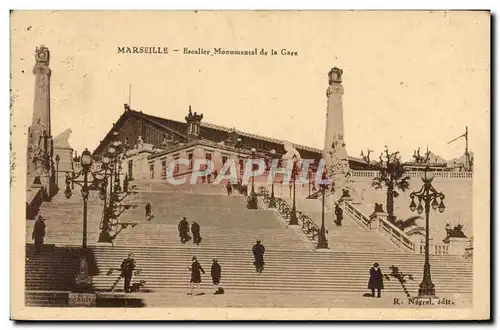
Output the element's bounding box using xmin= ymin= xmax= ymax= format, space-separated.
xmin=250 ymin=148 xmax=257 ymax=196
xmin=316 ymin=171 xmax=329 ymax=249
xmin=246 ymin=148 xmax=259 ymax=209
xmin=55 ymin=154 xmax=60 ymax=186
xmin=64 ymin=148 xmax=106 ymax=248
xmin=307 ymin=168 xmax=312 ymax=197
xmin=289 ymin=155 xmax=299 ymax=225
xmin=409 ymin=166 xmax=445 ymax=299
xmin=268 ymin=149 xmax=277 ymax=208
xmin=98 ymin=154 xmax=112 ymax=242
xmin=64 ymin=148 xmax=108 ymax=293
xmin=98 ymin=132 xmax=126 ymax=242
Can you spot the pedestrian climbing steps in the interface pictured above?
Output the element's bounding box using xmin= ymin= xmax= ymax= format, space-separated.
xmin=25 ymin=178 xmax=473 ymax=306
xmin=25 ymin=244 xmax=473 ymax=296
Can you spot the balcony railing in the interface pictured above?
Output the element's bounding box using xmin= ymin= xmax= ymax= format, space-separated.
xmin=419 ymin=244 xmax=449 ymax=255
xmin=350 ymin=170 xmax=472 ymax=180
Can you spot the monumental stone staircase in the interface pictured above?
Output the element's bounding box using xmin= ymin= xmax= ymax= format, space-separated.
xmin=348 ymin=178 xmax=473 ymax=239
xmin=25 ymin=178 xmax=473 ymax=306
xmin=281 ymin=196 xmax=404 ymax=253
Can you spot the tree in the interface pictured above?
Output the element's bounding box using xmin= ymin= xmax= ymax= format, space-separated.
xmin=372 ymin=146 xmax=411 ymax=223
xmin=394 ymin=215 xmax=421 ymax=231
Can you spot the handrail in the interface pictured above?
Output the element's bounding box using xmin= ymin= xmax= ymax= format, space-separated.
xmin=344 ymin=202 xmax=372 ymax=229
xmin=257 ymin=186 xmax=320 ymax=242
xmin=344 ymin=201 xmax=416 ymax=252
xmin=377 ymin=217 xmax=415 ymax=252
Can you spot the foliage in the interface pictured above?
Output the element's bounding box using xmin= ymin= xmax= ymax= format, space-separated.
xmin=393 ymin=215 xmax=422 ymax=231
xmin=372 ymin=146 xmax=411 ymax=223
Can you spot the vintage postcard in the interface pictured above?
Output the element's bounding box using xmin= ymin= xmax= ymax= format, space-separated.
xmin=10 ymin=10 xmax=490 ymax=320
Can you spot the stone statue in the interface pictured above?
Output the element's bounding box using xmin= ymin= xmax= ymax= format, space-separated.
xmin=374 ymin=203 xmax=385 ymax=213
xmin=445 ymin=223 xmax=467 ymax=239
xmin=53 ymin=128 xmax=73 ymax=149
xmin=328 ymin=67 xmax=343 ymax=85
xmin=282 ymin=141 xmax=301 ymax=161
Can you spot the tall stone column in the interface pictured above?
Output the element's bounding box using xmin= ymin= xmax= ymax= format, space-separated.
xmin=27 ymin=45 xmax=54 ymax=198
xmin=322 ymin=67 xmax=351 ymax=209
xmin=324 ymin=67 xmax=346 ymax=153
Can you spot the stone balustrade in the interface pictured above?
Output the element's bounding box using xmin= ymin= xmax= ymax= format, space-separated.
xmin=343 ymin=200 xmax=470 ymax=257
xmin=350 ymin=170 xmax=472 ymax=180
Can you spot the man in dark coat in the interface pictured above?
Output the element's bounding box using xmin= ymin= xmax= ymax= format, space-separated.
xmin=191 ymin=221 xmax=202 ymax=245
xmin=252 ymin=240 xmax=266 ymax=273
xmin=368 ymin=262 xmax=384 ymax=298
xmin=145 ymin=202 xmax=153 ymax=221
xmin=188 ymin=256 xmax=205 ymax=295
xmin=226 ymin=181 xmax=233 ymax=196
xmin=334 ymin=204 xmax=343 ymax=226
xmin=120 ymin=253 xmax=136 ymax=293
xmin=178 ymin=217 xmax=191 ymax=243
xmin=32 ymin=215 xmax=46 ymax=253
xmin=211 ymin=258 xmax=222 ymax=294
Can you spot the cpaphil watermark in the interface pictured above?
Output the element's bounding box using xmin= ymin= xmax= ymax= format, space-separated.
xmin=160 ymin=158 xmax=337 ymax=186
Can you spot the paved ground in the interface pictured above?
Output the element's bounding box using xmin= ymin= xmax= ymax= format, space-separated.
xmin=98 ymin=290 xmax=472 ymax=308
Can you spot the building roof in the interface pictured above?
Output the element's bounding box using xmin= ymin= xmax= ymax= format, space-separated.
xmin=92 ymin=105 xmax=368 ymax=165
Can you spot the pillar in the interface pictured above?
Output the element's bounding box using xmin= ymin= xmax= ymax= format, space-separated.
xmin=27 ymin=45 xmax=55 ymax=199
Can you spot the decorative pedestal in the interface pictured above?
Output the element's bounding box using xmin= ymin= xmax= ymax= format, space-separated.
xmin=68 ymin=292 xmax=97 ymax=307
xmin=268 ymin=196 xmax=276 ymax=208
xmin=74 ymin=255 xmax=93 ymax=294
xmin=369 ymin=212 xmax=388 ymax=230
xmin=246 ymin=196 xmax=258 ymax=209
xmin=447 ymin=237 xmax=470 ymax=256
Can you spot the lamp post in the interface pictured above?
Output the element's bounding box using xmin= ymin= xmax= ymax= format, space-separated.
xmin=246 ymin=147 xmax=258 ymax=209
xmin=235 ymin=137 xmax=242 ymax=177
xmin=316 ymin=171 xmax=329 ymax=249
xmin=409 ymin=166 xmax=445 ymax=299
xmin=55 ymin=154 xmax=60 ymax=186
xmin=64 ymin=149 xmax=96 ymax=248
xmin=268 ymin=149 xmax=277 ymax=208
xmin=98 ymin=154 xmax=112 ymax=242
xmin=307 ymin=169 xmax=312 ymax=197
xmin=250 ymin=147 xmax=256 ymax=196
xmin=98 ymin=132 xmax=125 ymax=242
xmin=288 ymin=155 xmax=299 ymax=225
xmin=64 ymin=148 xmax=109 ymax=292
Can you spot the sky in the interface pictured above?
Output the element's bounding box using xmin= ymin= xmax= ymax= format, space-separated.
xmin=10 ymin=11 xmax=490 ymax=162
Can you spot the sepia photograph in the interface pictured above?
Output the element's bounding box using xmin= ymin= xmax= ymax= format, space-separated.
xmin=9 ymin=10 xmax=490 ymax=320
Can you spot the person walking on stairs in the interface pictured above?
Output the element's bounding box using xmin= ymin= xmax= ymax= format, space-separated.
xmin=188 ymin=256 xmax=206 ymax=295
xmin=145 ymin=202 xmax=154 ymax=221
xmin=191 ymin=221 xmax=202 ymax=245
xmin=211 ymin=259 xmax=223 ymax=294
xmin=121 ymin=253 xmax=136 ymax=293
xmin=226 ymin=181 xmax=233 ymax=196
xmin=252 ymin=240 xmax=266 ymax=273
xmin=178 ymin=217 xmax=191 ymax=243
xmin=334 ymin=203 xmax=343 ymax=226
xmin=32 ymin=215 xmax=46 ymax=253
xmin=368 ymin=262 xmax=384 ymax=298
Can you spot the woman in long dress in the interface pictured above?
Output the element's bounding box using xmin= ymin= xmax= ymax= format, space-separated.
xmin=188 ymin=256 xmax=206 ymax=295
xmin=367 ymin=262 xmax=384 ymax=298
